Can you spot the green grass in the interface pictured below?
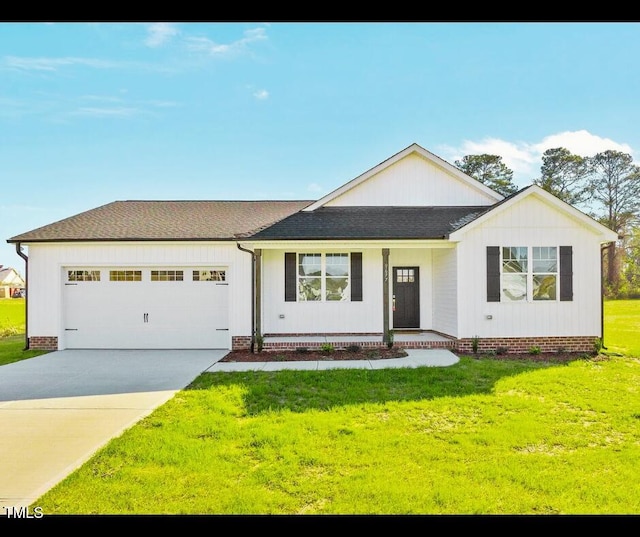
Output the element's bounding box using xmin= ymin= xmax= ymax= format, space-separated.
xmin=0 ymin=299 xmax=48 ymax=364
xmin=0 ymin=298 xmax=26 ymax=337
xmin=0 ymin=335 xmax=48 ymax=365
xmin=604 ymin=299 xmax=640 ymax=357
xmin=2 ymin=297 xmax=639 ymax=514
xmin=34 ymin=356 xmax=640 ymax=514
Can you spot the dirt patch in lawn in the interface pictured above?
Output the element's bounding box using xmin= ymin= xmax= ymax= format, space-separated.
xmin=219 ymin=347 xmax=601 ymax=363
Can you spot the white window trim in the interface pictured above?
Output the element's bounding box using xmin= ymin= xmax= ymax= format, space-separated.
xmin=297 ymin=253 xmax=350 ymax=302
xmin=500 ymin=246 xmax=559 ymax=302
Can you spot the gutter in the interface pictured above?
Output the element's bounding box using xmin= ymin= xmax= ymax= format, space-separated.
xmin=236 ymin=243 xmax=256 ymax=353
xmin=14 ymin=242 xmax=29 ymax=350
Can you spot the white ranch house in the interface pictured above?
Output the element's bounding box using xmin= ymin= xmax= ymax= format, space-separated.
xmin=7 ymin=144 xmax=618 ymax=354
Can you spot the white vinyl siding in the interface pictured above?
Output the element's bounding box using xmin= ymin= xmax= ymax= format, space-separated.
xmin=456 ymin=195 xmax=605 ymax=339
xmin=262 ymin=248 xmax=378 ymax=334
xmin=432 ymin=248 xmax=458 ymax=336
xmin=325 ymin=153 xmax=497 ymax=207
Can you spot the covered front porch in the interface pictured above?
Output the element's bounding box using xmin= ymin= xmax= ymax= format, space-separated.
xmin=262 ymin=330 xmax=457 ymax=352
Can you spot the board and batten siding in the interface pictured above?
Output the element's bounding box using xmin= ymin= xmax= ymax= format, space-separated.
xmin=431 ymin=247 xmax=458 ymax=336
xmin=455 ymin=195 xmax=605 ymax=339
xmin=25 ymin=241 xmax=251 ymax=349
xmin=261 ymin=248 xmax=383 ymax=335
xmin=325 ymin=153 xmax=497 ymax=207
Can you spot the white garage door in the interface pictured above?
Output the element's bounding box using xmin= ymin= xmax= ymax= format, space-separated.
xmin=63 ymin=267 xmax=229 ymax=349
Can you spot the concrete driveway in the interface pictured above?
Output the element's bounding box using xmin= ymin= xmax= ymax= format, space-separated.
xmin=0 ymin=349 xmax=226 ymax=514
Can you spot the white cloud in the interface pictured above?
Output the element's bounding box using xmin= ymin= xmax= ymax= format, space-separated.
xmin=440 ymin=130 xmax=636 ymax=187
xmin=72 ymin=107 xmax=140 ymax=117
xmin=145 ymin=23 xmax=179 ymax=48
xmin=184 ymin=26 xmax=268 ymax=57
xmin=532 ymin=130 xmax=633 ymax=158
xmin=253 ymin=89 xmax=269 ymax=100
xmin=2 ymin=56 xmax=118 ymax=72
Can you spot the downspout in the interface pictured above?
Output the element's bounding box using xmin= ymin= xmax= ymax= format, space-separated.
xmin=236 ymin=243 xmax=255 ymax=353
xmin=600 ymin=241 xmax=615 ymax=350
xmin=15 ymin=242 xmax=29 ymax=350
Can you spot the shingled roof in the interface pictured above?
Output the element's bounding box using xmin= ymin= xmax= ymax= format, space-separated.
xmin=8 ymin=200 xmax=313 ymax=243
xmin=249 ymin=206 xmax=491 ymax=240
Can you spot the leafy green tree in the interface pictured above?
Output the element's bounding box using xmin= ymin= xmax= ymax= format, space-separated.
xmin=620 ymin=227 xmax=640 ymax=299
xmin=587 ymin=150 xmax=640 ymax=292
xmin=533 ymin=147 xmax=590 ymax=207
xmin=454 ymin=154 xmax=518 ymax=197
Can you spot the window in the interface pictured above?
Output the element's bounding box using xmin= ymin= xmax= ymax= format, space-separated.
xmin=109 ymin=270 xmax=142 ymax=282
xmin=532 ymin=247 xmax=557 ymax=300
xmin=68 ymin=270 xmax=100 ymax=282
xmin=285 ymin=252 xmax=362 ymax=302
xmin=501 ymin=247 xmax=528 ymax=301
xmin=500 ymin=246 xmax=557 ymax=301
xmin=151 ymin=270 xmax=183 ymax=281
xmin=396 ymin=268 xmax=416 ymax=283
xmin=487 ymin=246 xmax=572 ymax=303
xmin=296 ymin=253 xmax=349 ymax=301
xmin=193 ymin=270 xmax=226 ymax=282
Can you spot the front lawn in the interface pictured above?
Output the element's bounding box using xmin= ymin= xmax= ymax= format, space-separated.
xmin=34 ymin=355 xmax=640 ymax=515
xmin=0 ymin=297 xmax=26 ymax=336
xmin=604 ymin=299 xmax=640 ymax=357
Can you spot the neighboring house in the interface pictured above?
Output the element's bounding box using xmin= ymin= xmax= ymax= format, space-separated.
xmin=7 ymin=143 xmax=618 ymax=354
xmin=0 ymin=266 xmax=25 ymax=299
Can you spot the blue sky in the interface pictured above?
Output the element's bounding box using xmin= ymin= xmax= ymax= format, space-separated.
xmin=2 ymin=21 xmax=640 ymax=273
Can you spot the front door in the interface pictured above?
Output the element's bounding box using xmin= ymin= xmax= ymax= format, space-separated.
xmin=393 ymin=267 xmax=420 ymax=329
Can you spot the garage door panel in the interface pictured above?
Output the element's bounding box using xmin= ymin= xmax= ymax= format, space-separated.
xmin=63 ymin=268 xmax=230 ymax=349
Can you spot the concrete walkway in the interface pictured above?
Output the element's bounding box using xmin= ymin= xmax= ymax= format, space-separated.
xmin=0 ymin=348 xmax=458 ymax=514
xmin=207 ymin=348 xmax=460 ymax=372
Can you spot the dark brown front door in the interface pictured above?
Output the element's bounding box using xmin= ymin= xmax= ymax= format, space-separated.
xmin=393 ymin=267 xmax=420 ymax=328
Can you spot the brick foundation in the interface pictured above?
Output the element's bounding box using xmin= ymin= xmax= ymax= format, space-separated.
xmin=28 ymin=336 xmax=58 ymax=351
xmin=456 ymin=336 xmax=598 ymax=355
xmin=258 ymin=334 xmax=598 ymax=354
xmin=232 ymin=336 xmax=252 ymax=351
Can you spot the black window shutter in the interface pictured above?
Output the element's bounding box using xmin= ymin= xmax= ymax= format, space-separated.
xmin=559 ymin=246 xmax=573 ymax=301
xmin=487 ymin=246 xmax=501 ymax=302
xmin=284 ymin=252 xmax=296 ymax=302
xmin=351 ymin=252 xmax=363 ymax=301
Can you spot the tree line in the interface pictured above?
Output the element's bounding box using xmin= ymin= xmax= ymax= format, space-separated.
xmin=454 ymin=149 xmax=640 ymax=299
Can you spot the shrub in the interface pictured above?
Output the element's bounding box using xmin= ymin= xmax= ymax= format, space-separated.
xmin=296 ymin=347 xmax=309 ymax=354
xmin=346 ymin=344 xmax=361 ymax=353
xmin=385 ymin=330 xmax=394 ymax=349
xmin=593 ymin=337 xmax=603 ymax=355
xmin=496 ymin=346 xmax=509 ymax=355
xmin=320 ymin=343 xmax=335 ymax=354
xmin=471 ymin=335 xmax=480 ymax=354
xmin=529 ymin=346 xmax=541 ymax=355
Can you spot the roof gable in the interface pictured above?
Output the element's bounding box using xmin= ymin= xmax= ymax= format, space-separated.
xmin=304 ymin=143 xmax=503 ymax=211
xmin=448 ymin=185 xmax=619 ymax=242
xmin=0 ymin=267 xmax=24 ymax=285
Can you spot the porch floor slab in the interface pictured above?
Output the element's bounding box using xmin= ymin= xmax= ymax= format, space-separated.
xmin=264 ymin=331 xmax=453 ymax=345
xmin=263 ymin=331 xmax=456 ymax=350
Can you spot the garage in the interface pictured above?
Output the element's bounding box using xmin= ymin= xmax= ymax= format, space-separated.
xmin=63 ymin=267 xmax=229 ymax=349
